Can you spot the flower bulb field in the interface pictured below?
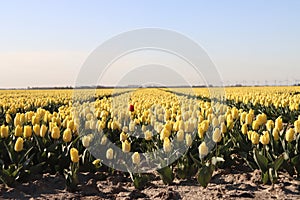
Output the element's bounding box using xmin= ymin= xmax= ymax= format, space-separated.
xmin=1 ymin=86 xmax=300 ymax=199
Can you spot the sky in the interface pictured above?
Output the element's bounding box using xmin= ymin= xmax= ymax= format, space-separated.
xmin=0 ymin=0 xmax=300 ymax=88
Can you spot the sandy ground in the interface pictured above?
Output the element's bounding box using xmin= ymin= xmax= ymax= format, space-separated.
xmin=1 ymin=166 xmax=300 ymax=200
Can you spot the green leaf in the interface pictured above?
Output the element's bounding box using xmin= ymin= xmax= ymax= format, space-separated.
xmin=133 ymin=175 xmax=150 ymax=189
xmin=19 ymin=147 xmax=34 ymax=164
xmin=291 ymin=155 xmax=300 ymax=174
xmin=189 ymin=152 xmax=202 ymax=167
xmin=273 ymin=155 xmax=284 ymax=171
xmin=157 ymin=166 xmax=174 ymax=185
xmin=269 ymin=168 xmax=277 ymax=184
xmin=262 ymin=171 xmax=269 ymax=184
xmin=197 ymin=164 xmax=215 ymax=188
xmin=253 ymin=148 xmax=268 ymax=172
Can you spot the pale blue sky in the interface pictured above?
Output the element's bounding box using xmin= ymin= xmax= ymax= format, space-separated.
xmin=0 ymin=1 xmax=300 ymax=88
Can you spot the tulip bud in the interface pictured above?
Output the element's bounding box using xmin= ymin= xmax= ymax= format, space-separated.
xmin=120 ymin=132 xmax=127 ymax=142
xmin=201 ymin=120 xmax=209 ymax=132
xmin=260 ymin=131 xmax=270 ymax=145
xmin=251 ymin=131 xmax=259 ymax=145
xmin=129 ymin=121 xmax=135 ymax=132
xmin=185 ymin=133 xmax=193 ymax=147
xmin=199 ymin=142 xmax=209 ymax=158
xmin=122 ymin=140 xmax=131 ymax=153
xmin=272 ymin=127 xmax=279 ymax=141
xmin=70 ymin=148 xmax=79 ymax=163
xmin=175 ymin=130 xmax=184 ymax=142
xmin=82 ymin=135 xmax=91 ymax=147
xmin=132 ymin=152 xmax=140 ymax=165
xmin=198 ymin=126 xmax=205 ymax=139
xmin=14 ymin=137 xmax=24 ymax=152
xmin=275 ymin=117 xmax=283 ymax=131
xmin=163 ymin=137 xmax=172 ymax=153
xmin=241 ymin=124 xmax=248 ymax=135
xmin=14 ymin=114 xmax=21 ymax=127
xmin=240 ymin=112 xmax=247 ymax=124
xmin=23 ymin=125 xmax=32 ymax=138
xmin=266 ymin=120 xmax=274 ymax=132
xmin=212 ymin=128 xmax=222 ymax=143
xmin=51 ymin=126 xmax=60 ymax=139
xmin=252 ymin=120 xmax=259 ymax=131
xmin=6 ymin=114 xmax=12 ymax=124
xmin=15 ymin=125 xmax=23 ymax=137
xmin=144 ymin=130 xmax=152 ymax=141
xmin=211 ymin=117 xmax=218 ymax=127
xmin=245 ymin=113 xmax=253 ymax=125
xmin=160 ymin=128 xmax=170 ymax=140
xmin=33 ymin=124 xmax=40 ymax=136
xmin=106 ymin=148 xmax=114 ymax=160
xmin=294 ymin=120 xmax=300 ymax=133
xmin=0 ymin=125 xmax=9 ymax=138
xmin=40 ymin=124 xmax=48 ymax=137
xmin=221 ymin=122 xmax=227 ymax=134
xmin=285 ymin=128 xmax=295 ymax=142
xmin=63 ymin=128 xmax=72 ymax=143
xmin=67 ymin=120 xmax=75 ymax=131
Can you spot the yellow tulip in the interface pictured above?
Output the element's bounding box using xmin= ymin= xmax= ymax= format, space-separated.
xmin=67 ymin=120 xmax=75 ymax=130
xmin=185 ymin=133 xmax=193 ymax=147
xmin=63 ymin=128 xmax=72 ymax=143
xmin=201 ymin=120 xmax=209 ymax=132
xmin=266 ymin=120 xmax=274 ymax=132
xmin=251 ymin=131 xmax=259 ymax=145
xmin=212 ymin=128 xmax=222 ymax=143
xmin=198 ymin=126 xmax=205 ymax=139
xmin=14 ymin=114 xmax=21 ymax=127
xmin=144 ymin=130 xmax=152 ymax=141
xmin=70 ymin=148 xmax=79 ymax=163
xmin=101 ymin=135 xmax=107 ymax=145
xmin=252 ymin=120 xmax=259 ymax=131
xmin=1 ymin=125 xmax=9 ymax=138
xmin=160 ymin=128 xmax=170 ymax=140
xmin=294 ymin=120 xmax=300 ymax=133
xmin=33 ymin=124 xmax=40 ymax=136
xmin=241 ymin=124 xmax=248 ymax=135
xmin=14 ymin=137 xmax=24 ymax=152
xmin=275 ymin=117 xmax=283 ymax=131
xmin=120 ymin=132 xmax=127 ymax=142
xmin=106 ymin=148 xmax=114 ymax=160
xmin=176 ymin=130 xmax=184 ymax=142
xmin=132 ymin=152 xmax=140 ymax=165
xmin=163 ymin=137 xmax=172 ymax=153
xmin=40 ymin=124 xmax=48 ymax=137
xmin=6 ymin=114 xmax=12 ymax=124
xmin=51 ymin=126 xmax=60 ymax=139
xmin=15 ymin=125 xmax=23 ymax=137
xmin=260 ymin=131 xmax=270 ymax=145
xmin=23 ymin=125 xmax=32 ymax=138
xmin=122 ymin=140 xmax=131 ymax=153
xmin=221 ymin=122 xmax=227 ymax=134
xmin=199 ymin=142 xmax=209 ymax=158
xmin=245 ymin=113 xmax=253 ymax=125
xmin=285 ymin=128 xmax=295 ymax=142
xmin=272 ymin=127 xmax=279 ymax=141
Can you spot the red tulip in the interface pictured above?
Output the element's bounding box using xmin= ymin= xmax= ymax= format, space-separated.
xmin=129 ymin=104 xmax=134 ymax=112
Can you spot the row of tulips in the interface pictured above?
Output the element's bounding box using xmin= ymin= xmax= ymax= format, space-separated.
xmin=0 ymin=87 xmax=300 ymax=190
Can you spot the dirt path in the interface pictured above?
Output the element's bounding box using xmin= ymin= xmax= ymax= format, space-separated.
xmin=1 ymin=167 xmax=300 ymax=200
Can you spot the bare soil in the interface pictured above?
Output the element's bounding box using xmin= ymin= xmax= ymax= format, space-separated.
xmin=1 ymin=166 xmax=300 ymax=200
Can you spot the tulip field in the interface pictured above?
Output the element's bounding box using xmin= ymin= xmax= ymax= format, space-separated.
xmin=1 ymin=86 xmax=300 ymax=193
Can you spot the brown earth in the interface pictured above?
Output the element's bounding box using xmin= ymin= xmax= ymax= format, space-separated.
xmin=1 ymin=166 xmax=300 ymax=200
